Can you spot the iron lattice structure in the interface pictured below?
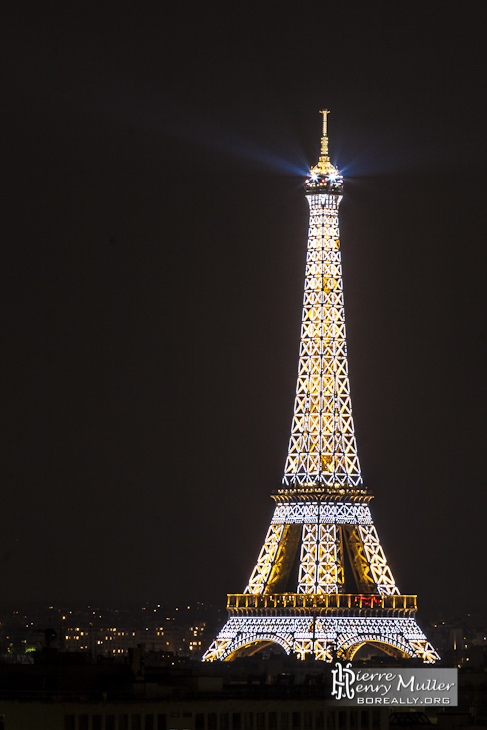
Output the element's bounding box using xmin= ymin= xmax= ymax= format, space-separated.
xmin=203 ymin=112 xmax=438 ymax=664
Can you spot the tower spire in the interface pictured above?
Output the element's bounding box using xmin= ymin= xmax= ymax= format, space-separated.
xmin=320 ymin=109 xmax=329 ymax=158
xmin=310 ymin=109 xmax=339 ymax=177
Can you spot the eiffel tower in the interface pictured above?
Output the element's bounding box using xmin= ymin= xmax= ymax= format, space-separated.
xmin=203 ymin=112 xmax=438 ymax=664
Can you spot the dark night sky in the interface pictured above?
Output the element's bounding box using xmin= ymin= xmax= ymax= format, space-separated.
xmin=2 ymin=2 xmax=486 ymax=622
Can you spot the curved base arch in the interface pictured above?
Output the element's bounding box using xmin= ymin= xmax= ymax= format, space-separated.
xmin=343 ymin=638 xmax=413 ymax=662
xmin=221 ymin=633 xmax=292 ymax=661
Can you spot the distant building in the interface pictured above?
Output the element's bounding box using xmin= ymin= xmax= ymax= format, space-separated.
xmin=62 ymin=622 xmax=207 ymax=658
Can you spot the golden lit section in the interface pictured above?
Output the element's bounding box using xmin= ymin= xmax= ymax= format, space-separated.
xmin=297 ymin=523 xmax=344 ymax=593
xmin=244 ymin=524 xmax=284 ymax=594
xmin=357 ymin=524 xmax=399 ymax=594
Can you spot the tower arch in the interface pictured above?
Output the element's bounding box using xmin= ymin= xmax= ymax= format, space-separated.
xmin=220 ymin=633 xmax=292 ymax=660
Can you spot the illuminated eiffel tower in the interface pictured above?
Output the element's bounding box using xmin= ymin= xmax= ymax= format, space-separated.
xmin=203 ymin=112 xmax=438 ymax=664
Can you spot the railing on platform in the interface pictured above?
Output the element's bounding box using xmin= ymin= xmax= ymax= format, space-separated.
xmin=227 ymin=593 xmax=417 ymax=611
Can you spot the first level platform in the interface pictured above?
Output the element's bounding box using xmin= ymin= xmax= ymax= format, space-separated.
xmin=228 ymin=592 xmax=417 ymax=614
xmin=203 ymin=593 xmax=438 ymax=664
